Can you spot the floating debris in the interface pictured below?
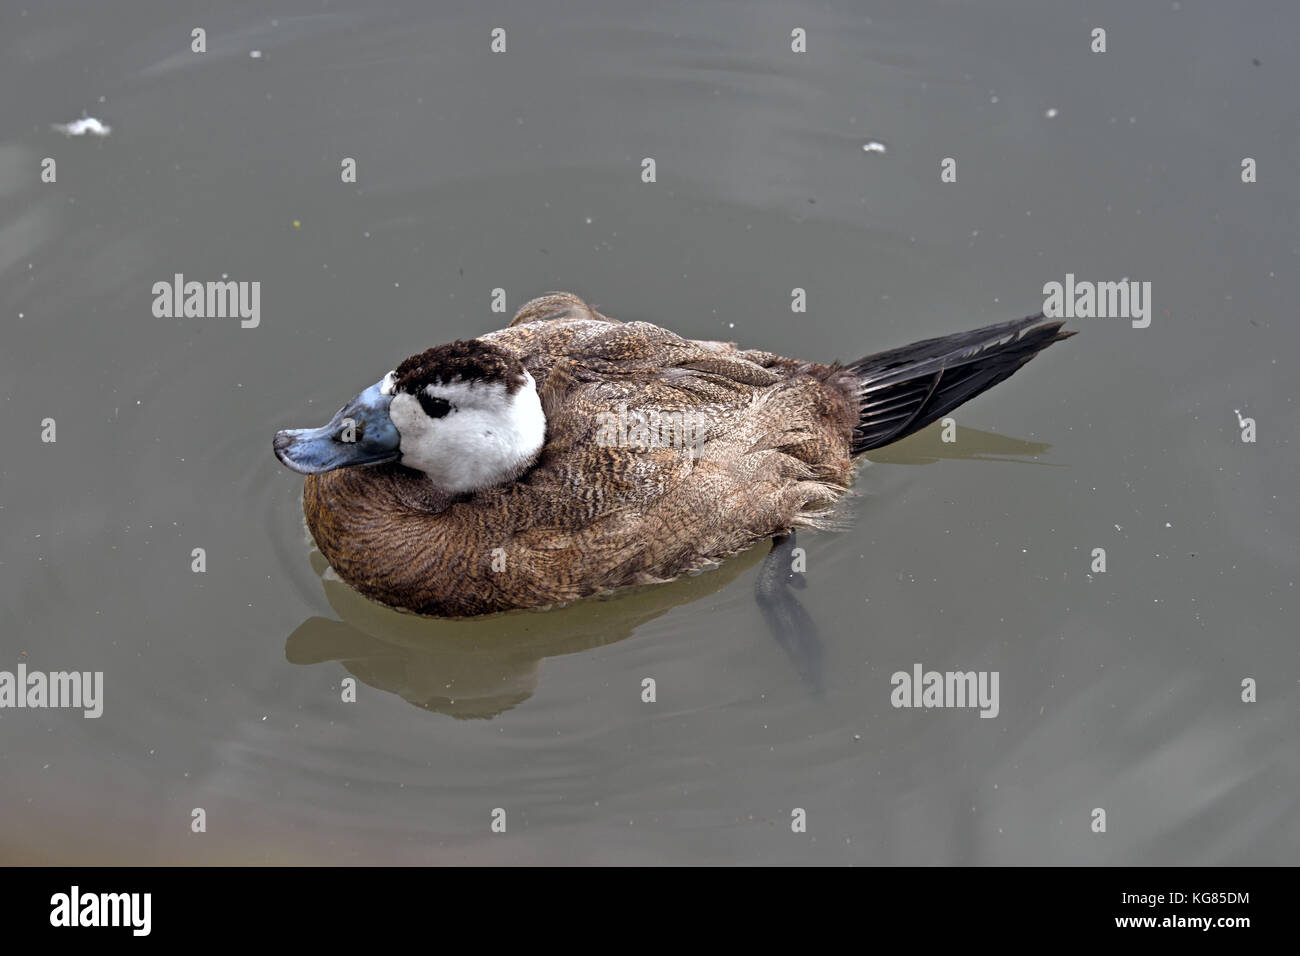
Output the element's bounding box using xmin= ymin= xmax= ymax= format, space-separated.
xmin=861 ymin=141 xmax=888 ymax=154
xmin=1044 ymin=107 xmax=1059 ymax=119
xmin=53 ymin=117 xmax=111 ymax=137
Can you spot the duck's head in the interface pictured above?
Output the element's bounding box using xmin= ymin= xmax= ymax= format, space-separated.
xmin=273 ymin=340 xmax=546 ymax=493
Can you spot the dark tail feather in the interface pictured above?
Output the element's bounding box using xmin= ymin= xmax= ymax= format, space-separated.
xmin=848 ymin=314 xmax=1073 ymax=455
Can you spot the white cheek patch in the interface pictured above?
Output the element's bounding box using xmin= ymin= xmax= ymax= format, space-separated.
xmin=389 ymin=375 xmax=546 ymax=493
xmin=389 ymin=392 xmax=437 ymax=456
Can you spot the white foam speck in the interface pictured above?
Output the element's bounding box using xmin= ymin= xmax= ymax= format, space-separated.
xmin=53 ymin=117 xmax=111 ymax=137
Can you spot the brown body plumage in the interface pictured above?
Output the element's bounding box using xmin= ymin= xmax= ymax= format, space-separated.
xmin=299 ymin=292 xmax=1070 ymax=617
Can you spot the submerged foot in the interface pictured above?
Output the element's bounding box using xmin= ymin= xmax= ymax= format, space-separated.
xmin=754 ymin=530 xmax=824 ymax=693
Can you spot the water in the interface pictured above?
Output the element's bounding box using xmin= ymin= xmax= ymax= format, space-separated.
xmin=1 ymin=0 xmax=1295 ymax=864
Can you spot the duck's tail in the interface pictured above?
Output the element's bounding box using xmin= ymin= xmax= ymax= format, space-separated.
xmin=848 ymin=314 xmax=1073 ymax=456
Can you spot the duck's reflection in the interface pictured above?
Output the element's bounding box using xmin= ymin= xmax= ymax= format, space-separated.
xmin=866 ymin=424 xmax=1059 ymax=466
xmin=285 ymin=544 xmax=768 ymax=719
xmin=284 ymin=423 xmax=1054 ymax=718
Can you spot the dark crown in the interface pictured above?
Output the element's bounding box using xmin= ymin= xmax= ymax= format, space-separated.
xmin=393 ymin=341 xmax=526 ymax=395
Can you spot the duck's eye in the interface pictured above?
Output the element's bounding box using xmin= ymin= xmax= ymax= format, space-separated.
xmin=418 ymin=393 xmax=453 ymax=419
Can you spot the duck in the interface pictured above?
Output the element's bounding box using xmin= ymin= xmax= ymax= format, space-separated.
xmin=274 ymin=292 xmax=1072 ymax=617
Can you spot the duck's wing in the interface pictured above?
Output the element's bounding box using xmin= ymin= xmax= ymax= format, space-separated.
xmin=471 ymin=295 xmax=858 ymax=594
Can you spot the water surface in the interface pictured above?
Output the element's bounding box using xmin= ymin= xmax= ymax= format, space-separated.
xmin=1 ymin=0 xmax=1295 ymax=864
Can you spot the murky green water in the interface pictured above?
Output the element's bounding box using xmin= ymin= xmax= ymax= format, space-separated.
xmin=1 ymin=1 xmax=1295 ymax=864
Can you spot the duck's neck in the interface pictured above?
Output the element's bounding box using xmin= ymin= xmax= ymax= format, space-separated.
xmin=303 ymin=465 xmax=488 ymax=615
xmin=384 ymin=467 xmax=460 ymax=514
xmin=309 ymin=464 xmax=457 ymax=518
